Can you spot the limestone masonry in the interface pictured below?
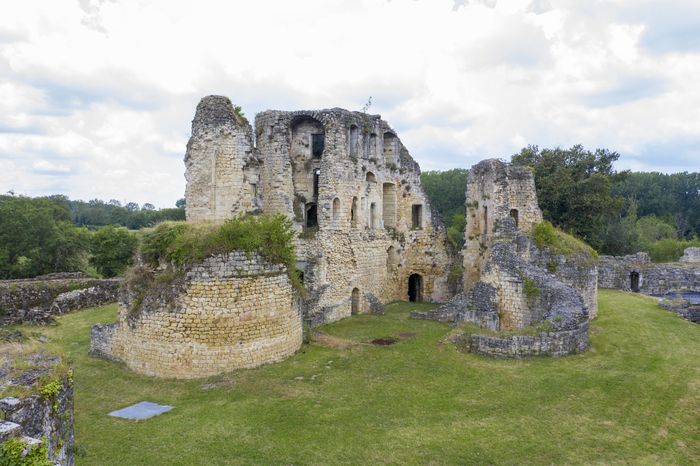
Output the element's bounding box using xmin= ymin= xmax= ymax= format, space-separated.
xmin=91 ymin=95 xmax=602 ymax=375
xmin=91 ymin=252 xmax=301 ymax=378
xmin=413 ymin=160 xmax=595 ymax=357
xmin=184 ymin=96 xmax=453 ymax=323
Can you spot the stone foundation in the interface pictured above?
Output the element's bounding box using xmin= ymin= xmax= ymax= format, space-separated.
xmin=91 ymin=252 xmax=302 ymax=379
xmin=462 ymin=321 xmax=589 ymax=358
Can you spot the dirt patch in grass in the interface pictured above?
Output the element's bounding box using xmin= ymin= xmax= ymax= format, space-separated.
xmin=398 ymin=332 xmax=416 ymax=339
xmin=371 ymin=337 xmax=398 ymax=346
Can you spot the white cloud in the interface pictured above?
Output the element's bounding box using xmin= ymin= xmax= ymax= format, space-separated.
xmin=0 ymin=0 xmax=699 ymax=206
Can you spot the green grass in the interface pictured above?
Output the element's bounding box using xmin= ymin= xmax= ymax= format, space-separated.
xmin=13 ymin=290 xmax=700 ymax=465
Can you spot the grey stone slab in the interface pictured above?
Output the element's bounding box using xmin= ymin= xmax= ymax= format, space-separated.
xmin=108 ymin=401 xmax=173 ymax=420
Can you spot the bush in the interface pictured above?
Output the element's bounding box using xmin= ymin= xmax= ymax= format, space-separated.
xmin=645 ymin=238 xmax=700 ymax=263
xmin=90 ymin=226 xmax=138 ymax=277
xmin=0 ymin=438 xmax=52 ymax=466
xmin=139 ymin=215 xmax=301 ymax=291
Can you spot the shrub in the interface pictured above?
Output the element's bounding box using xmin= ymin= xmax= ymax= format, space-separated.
xmin=139 ymin=215 xmax=301 ymax=291
xmin=645 ymin=238 xmax=700 ymax=263
xmin=532 ymin=221 xmax=598 ymax=260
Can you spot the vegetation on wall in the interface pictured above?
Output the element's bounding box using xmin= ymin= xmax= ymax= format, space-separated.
xmin=139 ymin=214 xmax=302 ymax=290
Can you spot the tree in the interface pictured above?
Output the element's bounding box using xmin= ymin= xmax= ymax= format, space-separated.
xmin=420 ymin=168 xmax=469 ymax=248
xmin=176 ymin=198 xmax=186 ymax=209
xmin=511 ymin=145 xmax=628 ymax=252
xmin=0 ymin=196 xmax=89 ymax=278
xmin=90 ymin=225 xmax=138 ymax=277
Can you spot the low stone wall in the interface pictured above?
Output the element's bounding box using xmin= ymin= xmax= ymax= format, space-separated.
xmin=462 ymin=321 xmax=589 ymax=358
xmin=91 ymin=252 xmax=303 ymax=379
xmin=0 ymin=276 xmax=120 ymax=325
xmin=598 ymin=252 xmax=700 ymax=294
xmin=658 ymin=299 xmax=700 ymax=324
xmin=0 ymin=355 xmax=74 ymax=465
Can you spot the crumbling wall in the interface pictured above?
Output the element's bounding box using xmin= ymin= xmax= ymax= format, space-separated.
xmin=0 ymin=275 xmax=120 ymax=325
xmin=254 ymin=107 xmax=453 ymax=325
xmin=413 ymin=159 xmax=593 ymax=357
xmin=0 ymin=355 xmax=74 ymax=466
xmin=462 ymin=159 xmax=542 ymax=292
xmin=91 ymin=252 xmax=302 ymax=379
xmin=598 ymin=251 xmax=700 ymax=294
xmin=184 ymin=95 xmax=260 ymax=221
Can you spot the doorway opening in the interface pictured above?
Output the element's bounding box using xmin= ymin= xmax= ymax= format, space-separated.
xmin=408 ymin=274 xmax=423 ymax=302
xmin=351 ymin=288 xmax=360 ymax=315
xmin=630 ymin=271 xmax=640 ymax=292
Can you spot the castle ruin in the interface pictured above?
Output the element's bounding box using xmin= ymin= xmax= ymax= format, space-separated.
xmin=91 ymin=96 xmax=598 ymax=377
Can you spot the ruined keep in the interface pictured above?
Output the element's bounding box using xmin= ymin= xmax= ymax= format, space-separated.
xmin=184 ymin=96 xmax=452 ymax=323
xmin=91 ymin=95 xmax=454 ymax=378
xmin=414 ymin=160 xmax=596 ymax=358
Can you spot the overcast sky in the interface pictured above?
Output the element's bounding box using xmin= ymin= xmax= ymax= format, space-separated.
xmin=1 ymin=0 xmax=700 ymax=207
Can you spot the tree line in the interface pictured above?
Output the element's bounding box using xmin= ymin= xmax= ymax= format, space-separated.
xmin=0 ymin=194 xmax=185 ymax=279
xmin=421 ymin=145 xmax=700 ymax=262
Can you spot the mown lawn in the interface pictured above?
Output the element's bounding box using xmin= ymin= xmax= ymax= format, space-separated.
xmin=20 ymin=290 xmax=700 ymax=465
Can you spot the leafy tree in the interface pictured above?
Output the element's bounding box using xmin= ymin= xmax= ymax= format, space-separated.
xmin=176 ymin=198 xmax=186 ymax=209
xmin=511 ymin=145 xmax=628 ymax=252
xmin=90 ymin=225 xmax=138 ymax=277
xmin=420 ymin=168 xmax=469 ymax=247
xmin=0 ymin=195 xmax=89 ymax=278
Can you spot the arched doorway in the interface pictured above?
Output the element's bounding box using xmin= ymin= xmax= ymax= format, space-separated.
xmin=408 ymin=274 xmax=423 ymax=302
xmin=630 ymin=271 xmax=640 ymax=292
xmin=351 ymin=288 xmax=360 ymax=315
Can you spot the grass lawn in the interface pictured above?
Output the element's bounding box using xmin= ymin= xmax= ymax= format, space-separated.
xmin=16 ymin=290 xmax=700 ymax=465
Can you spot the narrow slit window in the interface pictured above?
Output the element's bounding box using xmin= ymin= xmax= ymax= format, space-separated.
xmin=311 ymin=134 xmax=324 ymax=158
xmin=412 ymin=204 xmax=422 ymax=229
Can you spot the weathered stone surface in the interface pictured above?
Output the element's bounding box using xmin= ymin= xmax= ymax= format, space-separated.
xmin=91 ymin=252 xmax=303 ymax=379
xmin=680 ymin=247 xmax=700 ymax=263
xmin=49 ymin=282 xmax=120 ymax=315
xmin=0 ymin=357 xmax=74 ymax=466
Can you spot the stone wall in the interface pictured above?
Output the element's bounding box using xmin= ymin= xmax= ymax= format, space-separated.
xmin=680 ymin=247 xmax=700 ymax=263
xmin=463 ymin=321 xmax=588 ymax=358
xmin=183 ymin=96 xmax=455 ymax=326
xmin=0 ymin=276 xmax=120 ymax=325
xmin=598 ymin=251 xmax=700 ymax=294
xmin=91 ymin=252 xmax=302 ymax=379
xmin=0 ymin=354 xmax=74 ymax=466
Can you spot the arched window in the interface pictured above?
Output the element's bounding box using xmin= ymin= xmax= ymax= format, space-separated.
xmin=366 ymin=171 xmax=376 ymax=183
xmin=383 ymin=132 xmax=396 ymax=165
xmin=368 ymin=133 xmax=378 ymax=158
xmin=332 ymin=198 xmax=340 ymax=225
xmin=351 ymin=197 xmax=358 ymax=228
xmin=349 ymin=125 xmax=359 ymax=157
xmin=370 ymin=203 xmax=377 ymax=229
